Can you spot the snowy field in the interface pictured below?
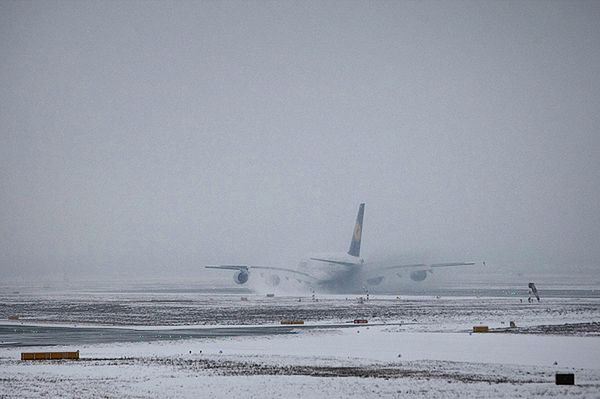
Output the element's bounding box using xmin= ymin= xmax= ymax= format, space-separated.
xmin=1 ymin=288 xmax=599 ymax=398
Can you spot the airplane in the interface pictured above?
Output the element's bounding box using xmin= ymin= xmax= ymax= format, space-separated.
xmin=206 ymin=203 xmax=480 ymax=292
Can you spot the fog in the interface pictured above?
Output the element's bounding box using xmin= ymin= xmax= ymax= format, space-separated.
xmin=1 ymin=1 xmax=599 ymax=284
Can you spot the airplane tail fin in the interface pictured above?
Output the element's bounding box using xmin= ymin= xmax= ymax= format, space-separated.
xmin=348 ymin=203 xmax=365 ymax=257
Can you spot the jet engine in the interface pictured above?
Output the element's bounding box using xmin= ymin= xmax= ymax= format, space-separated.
xmin=233 ymin=270 xmax=249 ymax=284
xmin=410 ymin=270 xmax=428 ymax=282
xmin=366 ymin=276 xmax=384 ymax=286
xmin=269 ymin=274 xmax=281 ymax=286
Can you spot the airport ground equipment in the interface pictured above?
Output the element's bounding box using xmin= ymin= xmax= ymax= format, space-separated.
xmin=21 ymin=351 xmax=79 ymax=360
xmin=555 ymin=373 xmax=575 ymax=385
xmin=528 ymin=282 xmax=540 ymax=301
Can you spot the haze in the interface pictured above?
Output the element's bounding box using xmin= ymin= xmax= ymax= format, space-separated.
xmin=1 ymin=1 xmax=599 ymax=284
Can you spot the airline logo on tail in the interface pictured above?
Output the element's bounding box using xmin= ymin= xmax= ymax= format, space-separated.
xmin=353 ymin=222 xmax=362 ymax=242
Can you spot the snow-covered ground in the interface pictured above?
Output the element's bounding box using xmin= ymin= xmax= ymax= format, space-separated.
xmin=1 ymin=327 xmax=599 ymax=398
xmin=1 ymin=289 xmax=599 ymax=398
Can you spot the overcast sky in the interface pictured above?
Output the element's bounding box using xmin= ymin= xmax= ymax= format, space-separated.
xmin=1 ymin=1 xmax=599 ymax=281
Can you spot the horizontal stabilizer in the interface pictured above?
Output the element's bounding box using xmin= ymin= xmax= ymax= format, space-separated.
xmin=309 ymin=258 xmax=357 ymax=267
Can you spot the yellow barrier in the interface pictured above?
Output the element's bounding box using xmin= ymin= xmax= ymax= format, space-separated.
xmin=473 ymin=325 xmax=489 ymax=333
xmin=21 ymin=351 xmax=79 ymax=361
xmin=280 ymin=320 xmax=304 ymax=325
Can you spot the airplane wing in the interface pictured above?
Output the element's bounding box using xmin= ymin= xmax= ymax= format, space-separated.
xmin=361 ymin=261 xmax=481 ymax=285
xmin=205 ymin=265 xmax=319 ymax=283
xmin=379 ymin=261 xmax=477 ymax=270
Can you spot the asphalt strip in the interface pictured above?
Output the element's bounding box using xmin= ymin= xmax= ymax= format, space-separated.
xmin=0 ymin=322 xmax=400 ymax=347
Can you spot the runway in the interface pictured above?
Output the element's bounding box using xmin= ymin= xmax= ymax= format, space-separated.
xmin=0 ymin=321 xmax=395 ymax=347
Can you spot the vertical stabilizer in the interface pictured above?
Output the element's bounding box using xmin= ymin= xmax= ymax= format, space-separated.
xmin=348 ymin=203 xmax=365 ymax=257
